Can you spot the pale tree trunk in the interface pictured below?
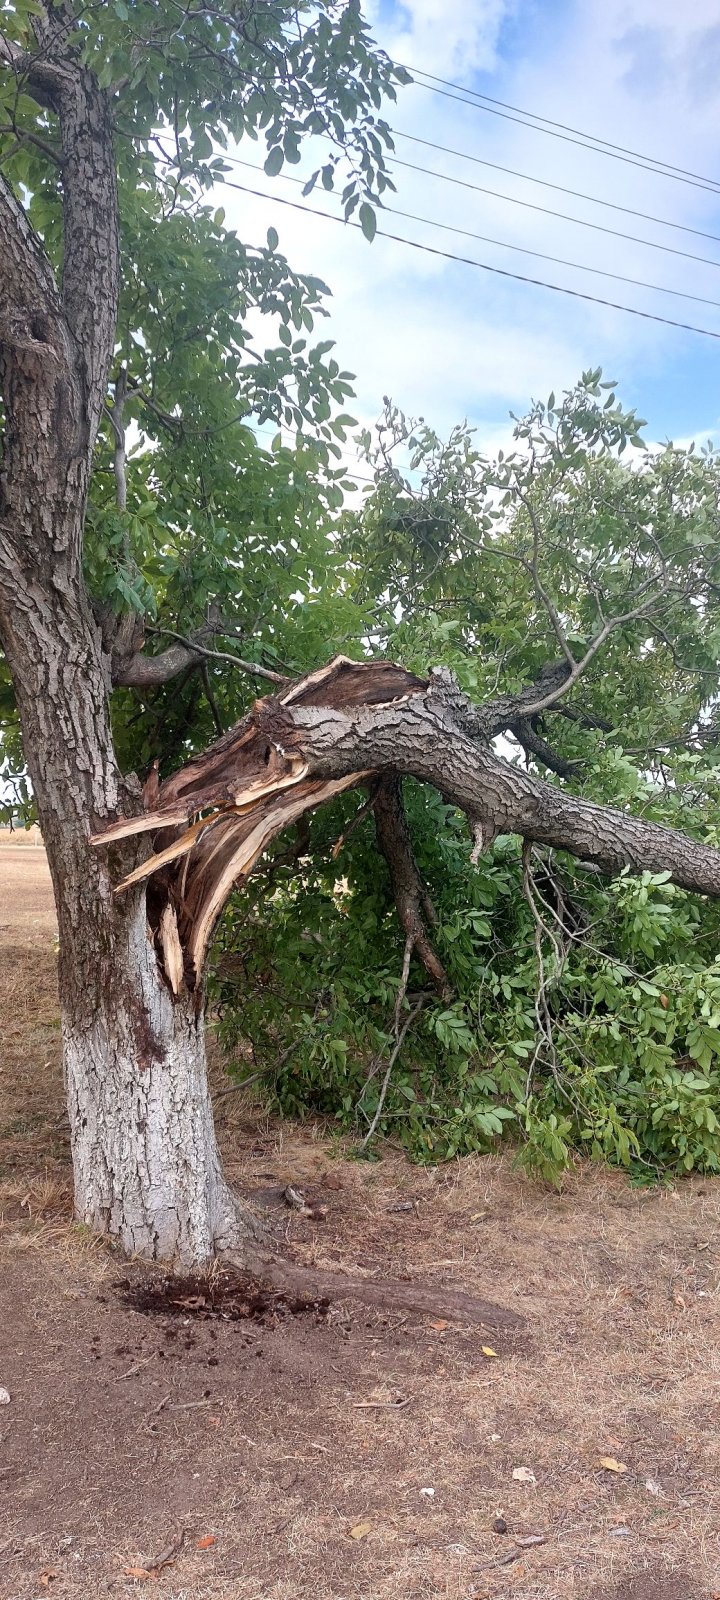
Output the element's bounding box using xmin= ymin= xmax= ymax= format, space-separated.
xmin=2 ymin=536 xmax=252 ymax=1261
xmin=64 ymin=950 xmax=243 ymax=1261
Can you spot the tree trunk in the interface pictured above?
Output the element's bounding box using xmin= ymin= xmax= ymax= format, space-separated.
xmin=0 ymin=45 xmax=263 ymax=1268
xmin=1 ymin=555 xmax=254 ymax=1261
xmin=64 ymin=937 xmax=245 ymax=1261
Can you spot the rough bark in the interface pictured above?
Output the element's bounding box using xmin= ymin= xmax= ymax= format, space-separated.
xmin=0 ymin=10 xmax=258 ymax=1264
xmin=65 ymin=916 xmax=252 ymax=1261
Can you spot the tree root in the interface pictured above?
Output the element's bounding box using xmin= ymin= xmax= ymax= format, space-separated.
xmin=228 ymin=1247 xmax=524 ymax=1330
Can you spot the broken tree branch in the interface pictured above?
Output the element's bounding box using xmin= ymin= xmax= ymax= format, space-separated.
xmin=89 ymin=657 xmax=720 ymax=996
xmin=373 ymin=776 xmax=450 ymax=997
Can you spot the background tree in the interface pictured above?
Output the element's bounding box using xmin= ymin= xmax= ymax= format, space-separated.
xmin=212 ymin=381 xmax=720 ymax=1179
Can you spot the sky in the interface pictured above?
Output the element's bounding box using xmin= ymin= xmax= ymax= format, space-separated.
xmin=219 ymin=0 xmax=720 ymax=460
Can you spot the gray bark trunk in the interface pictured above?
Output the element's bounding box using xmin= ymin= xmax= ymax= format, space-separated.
xmin=65 ymin=915 xmax=244 ymax=1260
xmin=1 ymin=575 xmax=253 ymax=1263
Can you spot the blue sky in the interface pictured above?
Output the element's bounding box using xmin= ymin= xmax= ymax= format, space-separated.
xmin=224 ymin=0 xmax=720 ymax=454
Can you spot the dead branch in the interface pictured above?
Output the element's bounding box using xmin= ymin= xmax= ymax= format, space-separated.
xmin=373 ymin=776 xmax=450 ymax=996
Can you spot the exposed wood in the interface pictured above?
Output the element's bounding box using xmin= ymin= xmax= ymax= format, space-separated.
xmin=158 ymin=904 xmax=184 ymax=998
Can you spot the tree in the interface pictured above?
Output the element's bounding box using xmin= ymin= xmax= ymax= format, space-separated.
xmin=0 ymin=0 xmax=406 ymax=1263
xmin=3 ymin=6 xmax=720 ymax=1271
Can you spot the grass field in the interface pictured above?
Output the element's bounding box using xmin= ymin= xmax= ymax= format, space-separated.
xmin=1 ymin=846 xmax=719 ymax=1599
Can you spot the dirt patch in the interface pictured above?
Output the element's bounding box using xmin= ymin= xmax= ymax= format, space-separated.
xmin=117 ymin=1267 xmax=331 ymax=1323
xmin=3 ymin=846 xmax=720 ymax=1599
xmin=590 ymin=1565 xmax=700 ymax=1600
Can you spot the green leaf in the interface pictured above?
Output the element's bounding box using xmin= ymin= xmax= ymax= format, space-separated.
xmin=264 ymin=146 xmax=285 ymax=177
xmin=358 ymin=202 xmax=377 ymax=241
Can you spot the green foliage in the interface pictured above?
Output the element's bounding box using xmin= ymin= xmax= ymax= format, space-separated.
xmin=214 ymin=774 xmax=720 ymax=1178
xmin=213 ymin=375 xmax=720 ymax=1178
xmin=0 ymin=0 xmax=403 ymax=808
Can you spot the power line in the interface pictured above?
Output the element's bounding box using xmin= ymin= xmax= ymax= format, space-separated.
xmin=219 ymin=177 xmax=720 ymax=341
xmin=221 ymin=146 xmax=720 ymax=273
xmin=392 ymin=132 xmax=720 ymax=248
xmin=404 ymin=65 xmax=720 ymax=195
xmin=402 ymin=69 xmax=720 ymax=198
xmin=387 ymin=148 xmax=720 ymax=272
xmin=228 ymin=157 xmax=720 ymax=310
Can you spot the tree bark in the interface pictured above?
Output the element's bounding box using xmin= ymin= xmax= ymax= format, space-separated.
xmin=65 ymin=930 xmax=249 ymax=1261
xmin=0 ymin=535 xmax=256 ymax=1259
xmin=0 ymin=17 xmax=259 ymax=1265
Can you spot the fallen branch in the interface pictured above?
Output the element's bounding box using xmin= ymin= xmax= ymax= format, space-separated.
xmin=89 ymin=655 xmax=720 ymax=1004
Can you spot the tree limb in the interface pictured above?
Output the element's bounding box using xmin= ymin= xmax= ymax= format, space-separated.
xmin=111 ymin=625 xmax=290 ymax=689
xmin=90 ymin=657 xmax=720 ymax=992
xmin=373 ymin=776 xmax=451 ymax=998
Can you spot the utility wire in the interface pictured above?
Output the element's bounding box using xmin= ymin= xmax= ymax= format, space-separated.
xmin=220 ymin=178 xmax=720 ymax=342
xmin=221 ymin=146 xmax=720 ymax=272
xmin=392 ymin=131 xmax=720 ymax=248
xmin=387 ymin=149 xmax=720 ymax=272
xmin=402 ymin=72 xmax=720 ymax=198
xmin=403 ymin=65 xmax=720 ymax=195
xmin=228 ymin=158 xmax=720 ymax=310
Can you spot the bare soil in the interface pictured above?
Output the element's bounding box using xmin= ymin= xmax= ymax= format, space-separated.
xmin=1 ymin=847 xmax=720 ymax=1599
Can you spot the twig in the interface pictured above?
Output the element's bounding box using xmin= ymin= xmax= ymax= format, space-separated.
xmin=214 ymin=1038 xmax=301 ymax=1098
xmin=330 ymin=781 xmax=381 ymax=858
xmin=514 ymin=480 xmax=576 ymax=670
xmin=362 ymin=990 xmax=425 ymax=1148
xmin=144 ymin=625 xmax=289 ymax=685
xmin=114 ymin=1354 xmax=156 ymax=1381
xmin=352 ymin=1396 xmax=411 ymax=1409
xmin=475 ymin=1533 xmax=547 ymax=1569
xmin=144 ymin=1529 xmax=185 ymax=1573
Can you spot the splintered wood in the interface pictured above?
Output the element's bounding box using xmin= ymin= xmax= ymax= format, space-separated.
xmin=90 ymin=658 xmax=428 ymax=994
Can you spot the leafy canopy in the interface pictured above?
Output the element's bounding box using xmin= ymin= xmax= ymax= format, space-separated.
xmin=0 ymin=0 xmax=407 ymax=798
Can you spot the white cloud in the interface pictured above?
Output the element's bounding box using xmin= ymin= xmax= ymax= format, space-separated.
xmin=366 ymin=0 xmax=515 ymax=79
xmin=219 ymin=0 xmax=720 ymax=451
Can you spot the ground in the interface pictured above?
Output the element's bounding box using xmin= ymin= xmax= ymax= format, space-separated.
xmin=1 ymin=837 xmax=720 ymax=1600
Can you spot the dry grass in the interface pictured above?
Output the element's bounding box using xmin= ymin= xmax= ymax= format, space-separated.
xmin=1 ymin=848 xmax=720 ymax=1598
